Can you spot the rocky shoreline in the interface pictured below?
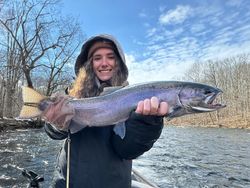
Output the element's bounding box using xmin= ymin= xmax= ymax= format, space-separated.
xmin=0 ymin=118 xmax=44 ymax=132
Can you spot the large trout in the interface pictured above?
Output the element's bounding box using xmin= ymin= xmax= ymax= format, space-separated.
xmin=19 ymin=81 xmax=225 ymax=133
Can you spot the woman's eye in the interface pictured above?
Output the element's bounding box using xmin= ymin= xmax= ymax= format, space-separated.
xmin=107 ymin=55 xmax=115 ymax=60
xmin=93 ymin=57 xmax=101 ymax=61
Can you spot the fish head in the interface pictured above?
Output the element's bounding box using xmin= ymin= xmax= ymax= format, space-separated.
xmin=178 ymin=83 xmax=226 ymax=114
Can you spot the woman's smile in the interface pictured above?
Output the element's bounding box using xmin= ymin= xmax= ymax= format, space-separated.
xmin=92 ymin=48 xmax=116 ymax=81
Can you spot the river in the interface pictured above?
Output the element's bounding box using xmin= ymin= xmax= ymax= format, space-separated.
xmin=0 ymin=126 xmax=250 ymax=188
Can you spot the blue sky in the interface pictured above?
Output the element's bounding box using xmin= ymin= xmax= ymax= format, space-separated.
xmin=61 ymin=0 xmax=250 ymax=84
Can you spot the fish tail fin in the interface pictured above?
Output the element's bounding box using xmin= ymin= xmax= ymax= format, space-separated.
xmin=19 ymin=87 xmax=47 ymax=119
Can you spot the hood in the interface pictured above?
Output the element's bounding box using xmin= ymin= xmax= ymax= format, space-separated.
xmin=75 ymin=34 xmax=127 ymax=76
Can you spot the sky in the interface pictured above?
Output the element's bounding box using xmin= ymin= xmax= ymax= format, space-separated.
xmin=61 ymin=0 xmax=250 ymax=84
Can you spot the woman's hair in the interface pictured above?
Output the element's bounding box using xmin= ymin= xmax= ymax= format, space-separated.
xmin=69 ymin=55 xmax=127 ymax=98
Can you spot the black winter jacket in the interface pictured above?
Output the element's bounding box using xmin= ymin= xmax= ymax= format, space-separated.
xmin=44 ymin=111 xmax=163 ymax=188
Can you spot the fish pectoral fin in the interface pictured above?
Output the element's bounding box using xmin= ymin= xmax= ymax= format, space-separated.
xmin=113 ymin=122 xmax=126 ymax=139
xmin=18 ymin=105 xmax=42 ymax=119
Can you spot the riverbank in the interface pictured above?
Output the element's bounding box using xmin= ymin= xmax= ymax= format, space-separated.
xmin=0 ymin=118 xmax=43 ymax=132
xmin=1 ymin=113 xmax=250 ymax=132
xmin=166 ymin=114 xmax=250 ymax=129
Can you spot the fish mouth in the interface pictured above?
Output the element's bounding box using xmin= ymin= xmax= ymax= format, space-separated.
xmin=191 ymin=91 xmax=226 ymax=112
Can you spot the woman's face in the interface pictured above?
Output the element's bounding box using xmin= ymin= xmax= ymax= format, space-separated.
xmin=92 ymin=48 xmax=116 ymax=81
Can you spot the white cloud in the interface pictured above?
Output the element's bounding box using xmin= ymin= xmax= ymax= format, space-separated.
xmin=190 ymin=23 xmax=205 ymax=33
xmin=126 ymin=54 xmax=194 ymax=84
xmin=125 ymin=51 xmax=195 ymax=84
xmin=201 ymin=40 xmax=250 ymax=60
xmin=127 ymin=1 xmax=250 ymax=84
xmin=143 ymin=22 xmax=150 ymax=28
xmin=159 ymin=5 xmax=192 ymax=25
xmin=139 ymin=11 xmax=147 ymax=18
xmin=125 ymin=53 xmax=135 ymax=68
xmin=146 ymin=27 xmax=157 ymax=37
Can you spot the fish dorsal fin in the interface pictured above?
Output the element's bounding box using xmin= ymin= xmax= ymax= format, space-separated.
xmin=100 ymin=86 xmax=125 ymax=96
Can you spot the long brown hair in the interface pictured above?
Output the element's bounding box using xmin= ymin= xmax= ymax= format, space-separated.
xmin=69 ymin=56 xmax=128 ymax=98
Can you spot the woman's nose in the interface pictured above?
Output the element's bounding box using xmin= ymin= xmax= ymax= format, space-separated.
xmin=100 ymin=57 xmax=108 ymax=65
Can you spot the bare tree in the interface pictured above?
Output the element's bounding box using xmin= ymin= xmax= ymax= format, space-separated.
xmin=0 ymin=0 xmax=83 ymax=117
xmin=0 ymin=0 xmax=82 ymax=88
xmin=184 ymin=60 xmax=204 ymax=82
xmin=0 ymin=72 xmax=6 ymax=118
xmin=175 ymin=53 xmax=250 ymax=128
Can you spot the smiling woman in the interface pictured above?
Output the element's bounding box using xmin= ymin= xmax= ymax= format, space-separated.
xmin=42 ymin=34 xmax=168 ymax=188
xmin=92 ymin=48 xmax=116 ymax=81
xmin=71 ymin=35 xmax=129 ymax=98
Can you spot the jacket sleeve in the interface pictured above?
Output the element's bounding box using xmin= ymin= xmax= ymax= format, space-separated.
xmin=111 ymin=111 xmax=164 ymax=160
xmin=44 ymin=123 xmax=68 ymax=140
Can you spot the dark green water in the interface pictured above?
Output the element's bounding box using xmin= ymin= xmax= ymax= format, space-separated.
xmin=1 ymin=127 xmax=250 ymax=188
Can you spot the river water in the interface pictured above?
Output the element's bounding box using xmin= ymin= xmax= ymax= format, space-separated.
xmin=0 ymin=126 xmax=249 ymax=188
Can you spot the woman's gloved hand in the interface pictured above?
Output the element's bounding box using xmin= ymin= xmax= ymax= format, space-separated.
xmin=41 ymin=96 xmax=75 ymax=131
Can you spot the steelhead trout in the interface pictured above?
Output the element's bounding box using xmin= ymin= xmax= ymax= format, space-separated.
xmin=19 ymin=81 xmax=225 ymax=133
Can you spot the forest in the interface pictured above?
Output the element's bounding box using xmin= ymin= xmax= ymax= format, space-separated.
xmin=169 ymin=55 xmax=250 ymax=129
xmin=0 ymin=0 xmax=249 ymax=129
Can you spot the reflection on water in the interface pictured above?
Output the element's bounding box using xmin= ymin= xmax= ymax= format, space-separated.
xmin=134 ymin=127 xmax=250 ymax=188
xmin=0 ymin=127 xmax=250 ymax=188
